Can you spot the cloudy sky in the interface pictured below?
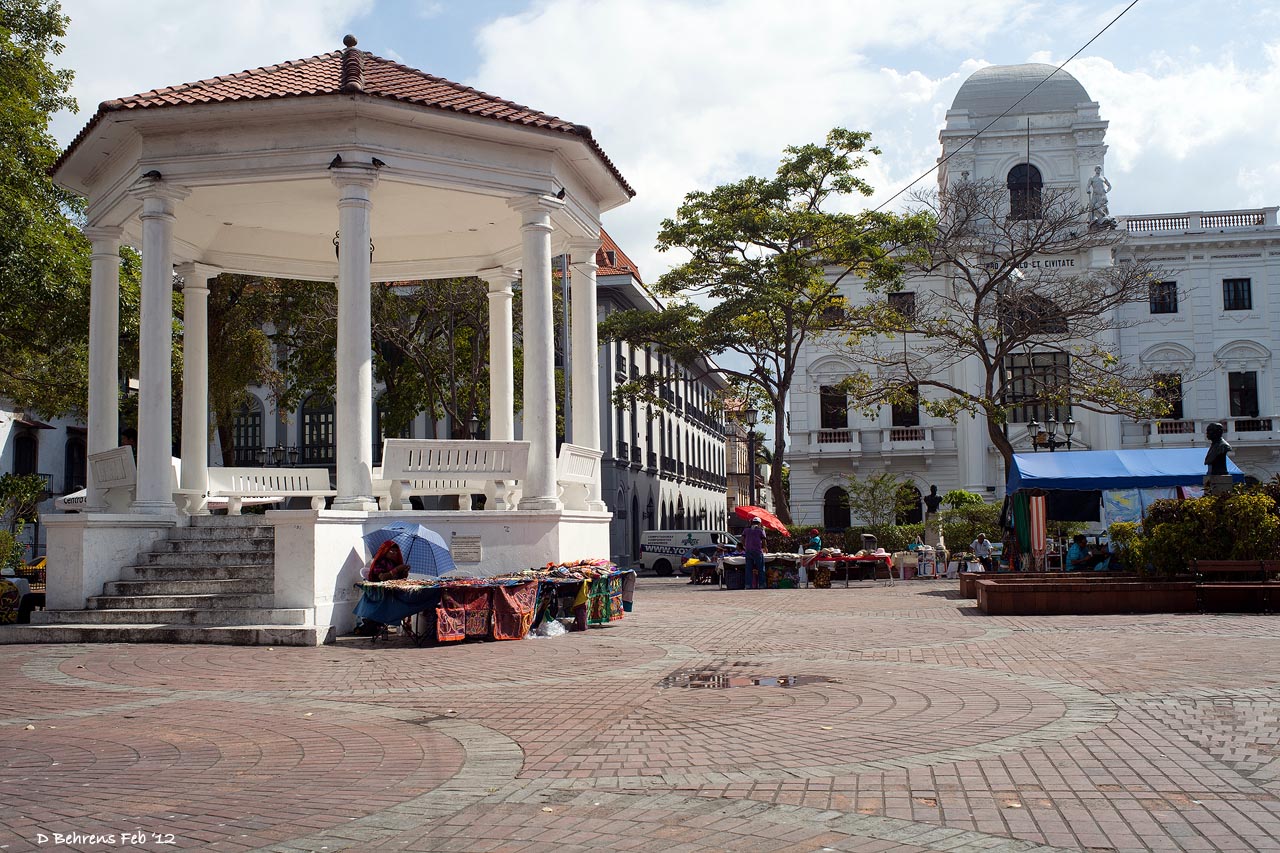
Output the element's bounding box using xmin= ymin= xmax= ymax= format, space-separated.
xmin=50 ymin=0 xmax=1280 ymax=281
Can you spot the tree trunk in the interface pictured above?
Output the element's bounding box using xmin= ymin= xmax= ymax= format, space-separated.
xmin=985 ymin=410 xmax=1015 ymax=492
xmin=771 ymin=416 xmax=792 ymax=524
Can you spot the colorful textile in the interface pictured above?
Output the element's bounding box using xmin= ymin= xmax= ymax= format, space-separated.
xmin=492 ymin=581 xmax=539 ymax=640
xmin=812 ymin=564 xmax=832 ymax=589
xmin=587 ymin=577 xmax=610 ymax=625
xmin=437 ymin=587 xmax=491 ymax=642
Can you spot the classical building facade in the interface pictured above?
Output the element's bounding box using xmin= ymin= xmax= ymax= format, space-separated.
xmin=594 ymin=233 xmax=730 ymax=566
xmin=789 ymin=63 xmax=1280 ymax=529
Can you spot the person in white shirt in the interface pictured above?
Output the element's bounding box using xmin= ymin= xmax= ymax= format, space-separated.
xmin=971 ymin=533 xmax=994 ymax=572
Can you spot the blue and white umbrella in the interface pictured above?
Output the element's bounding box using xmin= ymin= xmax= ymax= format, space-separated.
xmin=361 ymin=521 xmax=455 ymax=578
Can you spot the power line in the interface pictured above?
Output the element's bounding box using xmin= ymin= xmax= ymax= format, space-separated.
xmin=871 ymin=0 xmax=1143 ymax=213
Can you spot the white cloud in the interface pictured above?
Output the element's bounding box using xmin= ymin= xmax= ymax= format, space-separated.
xmin=471 ymin=0 xmax=1030 ymax=281
xmin=52 ymin=0 xmax=373 ymax=145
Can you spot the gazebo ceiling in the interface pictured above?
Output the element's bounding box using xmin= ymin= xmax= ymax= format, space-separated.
xmin=55 ymin=36 xmax=631 ymax=279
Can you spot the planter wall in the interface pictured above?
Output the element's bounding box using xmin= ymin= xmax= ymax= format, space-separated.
xmin=959 ymin=572 xmax=1139 ymax=599
xmin=976 ymin=579 xmax=1197 ymax=615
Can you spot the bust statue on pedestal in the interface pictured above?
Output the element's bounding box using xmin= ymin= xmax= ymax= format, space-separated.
xmin=1204 ymin=421 xmax=1234 ymax=495
xmin=923 ymin=485 xmax=945 ymax=548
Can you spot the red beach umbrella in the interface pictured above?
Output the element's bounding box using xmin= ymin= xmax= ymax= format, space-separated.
xmin=734 ymin=505 xmax=788 ymax=534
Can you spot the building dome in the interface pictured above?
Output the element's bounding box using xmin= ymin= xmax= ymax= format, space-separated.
xmin=951 ymin=63 xmax=1092 ymax=117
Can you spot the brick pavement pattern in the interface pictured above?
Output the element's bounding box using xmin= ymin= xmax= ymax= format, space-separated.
xmin=1 ymin=578 xmax=1278 ymax=852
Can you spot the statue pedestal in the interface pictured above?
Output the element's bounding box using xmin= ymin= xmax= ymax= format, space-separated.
xmin=1204 ymin=474 xmax=1234 ymax=496
xmin=924 ymin=512 xmax=945 ymax=549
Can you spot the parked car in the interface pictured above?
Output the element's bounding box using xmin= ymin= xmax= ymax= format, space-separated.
xmin=639 ymin=530 xmax=740 ymax=576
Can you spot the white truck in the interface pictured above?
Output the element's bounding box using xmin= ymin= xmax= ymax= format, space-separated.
xmin=638 ymin=529 xmax=740 ymax=576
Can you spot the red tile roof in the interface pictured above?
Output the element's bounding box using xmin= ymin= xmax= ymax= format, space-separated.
xmin=56 ymin=39 xmax=634 ymax=196
xmin=595 ymin=229 xmax=642 ymax=281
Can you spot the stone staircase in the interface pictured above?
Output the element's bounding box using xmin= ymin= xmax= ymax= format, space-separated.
xmin=2 ymin=516 xmax=331 ymax=646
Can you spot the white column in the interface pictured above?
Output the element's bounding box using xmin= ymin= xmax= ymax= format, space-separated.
xmin=175 ymin=263 xmax=217 ymax=514
xmin=331 ymin=167 xmax=379 ymax=511
xmin=478 ymin=267 xmax=518 ymax=441
xmin=84 ymin=226 xmax=122 ymax=511
xmin=129 ymin=181 xmax=189 ymax=514
xmin=569 ymin=237 xmax=606 ymax=511
xmin=510 ymin=194 xmax=564 ymax=511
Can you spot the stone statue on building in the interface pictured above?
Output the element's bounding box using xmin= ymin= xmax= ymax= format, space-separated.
xmin=1204 ymin=421 xmax=1234 ymax=495
xmin=1087 ymin=166 xmax=1116 ymax=230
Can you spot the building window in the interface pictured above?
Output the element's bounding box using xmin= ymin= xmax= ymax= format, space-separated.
xmin=819 ymin=385 xmax=848 ymax=430
xmin=1154 ymin=373 xmax=1184 ymax=421
xmin=12 ymin=430 xmax=37 ymax=475
xmin=1223 ymin=278 xmax=1252 ymax=311
xmin=891 ymin=384 xmax=920 ymax=428
xmin=1006 ymin=163 xmax=1042 ymax=220
xmin=1001 ymin=293 xmax=1067 ymax=336
xmin=1149 ymin=281 xmax=1178 ymax=314
xmin=823 ymin=486 xmax=851 ymax=531
xmin=63 ymin=434 xmax=87 ymax=493
xmin=301 ymin=395 xmax=336 ymax=464
xmin=232 ymin=399 xmax=263 ymax=465
xmin=887 ymin=291 xmax=916 ymax=322
xmin=1006 ymin=352 xmax=1070 ymax=424
xmin=1228 ymin=371 xmax=1260 ymax=418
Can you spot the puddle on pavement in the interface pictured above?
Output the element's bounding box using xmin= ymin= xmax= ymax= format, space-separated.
xmin=658 ymin=669 xmax=837 ymax=689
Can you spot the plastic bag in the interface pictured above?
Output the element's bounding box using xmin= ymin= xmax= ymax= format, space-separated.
xmin=528 ymin=619 xmax=569 ymax=639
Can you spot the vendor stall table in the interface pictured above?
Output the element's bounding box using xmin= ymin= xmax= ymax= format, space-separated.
xmin=817 ymin=555 xmax=893 ymax=587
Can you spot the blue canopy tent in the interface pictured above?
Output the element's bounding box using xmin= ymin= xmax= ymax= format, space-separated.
xmin=1006 ymin=448 xmax=1244 ymax=494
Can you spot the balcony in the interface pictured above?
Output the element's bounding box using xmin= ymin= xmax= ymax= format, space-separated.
xmin=616 ymin=440 xmax=629 ymax=461
xmin=880 ymin=426 xmax=935 ymax=454
xmin=647 ymin=451 xmax=658 ymax=471
xmin=810 ymin=429 xmax=861 ymax=455
xmin=1131 ymin=416 xmax=1280 ymax=447
xmin=630 ymin=445 xmax=642 ymax=467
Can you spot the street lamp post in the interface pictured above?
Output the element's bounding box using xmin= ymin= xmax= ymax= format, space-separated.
xmin=1028 ymin=414 xmax=1075 ymax=452
xmin=467 ymin=411 xmax=481 ymax=440
xmin=744 ymin=406 xmax=759 ymax=506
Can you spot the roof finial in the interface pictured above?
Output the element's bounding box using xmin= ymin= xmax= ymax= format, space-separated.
xmin=340 ymin=34 xmax=364 ymax=93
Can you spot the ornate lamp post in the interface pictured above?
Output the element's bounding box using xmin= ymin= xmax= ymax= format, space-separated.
xmin=744 ymin=405 xmax=759 ymax=506
xmin=467 ymin=411 xmax=481 ymax=440
xmin=1028 ymin=415 xmax=1075 ymax=452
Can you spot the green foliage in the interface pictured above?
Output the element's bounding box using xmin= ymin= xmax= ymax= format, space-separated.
xmin=940 ymin=501 xmax=1001 ymax=554
xmin=942 ymin=489 xmax=983 ymax=509
xmin=842 ymin=471 xmax=918 ymax=527
xmin=1128 ymin=488 xmax=1280 ymax=576
xmin=1106 ymin=521 xmax=1144 ymax=573
xmin=600 ymin=127 xmax=934 ymax=524
xmin=0 ymin=472 xmax=45 ymax=535
xmin=0 ymin=529 xmax=21 ymax=572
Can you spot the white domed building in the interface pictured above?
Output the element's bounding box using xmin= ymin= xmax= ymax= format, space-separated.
xmin=788 ymin=63 xmax=1280 ymax=530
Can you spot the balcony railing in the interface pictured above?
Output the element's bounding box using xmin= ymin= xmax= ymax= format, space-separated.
xmin=616 ymin=440 xmax=629 ymax=460
xmin=647 ymin=451 xmax=658 ymax=470
xmin=1155 ymin=419 xmax=1196 ymax=435
xmin=880 ymin=427 xmax=934 ymax=452
xmin=816 ymin=429 xmax=852 ymax=444
xmin=889 ymin=426 xmax=925 ymax=442
xmin=630 ymin=446 xmax=642 ymax=465
xmin=1124 ymin=207 xmax=1277 ymax=233
xmin=1131 ymin=416 xmax=1280 ymax=446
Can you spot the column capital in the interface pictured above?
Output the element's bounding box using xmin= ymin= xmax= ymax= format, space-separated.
xmin=477 ymin=266 xmax=520 ymax=292
xmin=83 ymin=224 xmax=123 ymax=245
xmin=174 ymin=262 xmax=220 ymax=289
xmin=568 ymin=238 xmax=602 ymax=270
xmin=330 ymin=164 xmax=380 ymax=192
xmin=508 ymin=194 xmax=564 ymax=220
xmin=128 ymin=177 xmax=190 ymax=209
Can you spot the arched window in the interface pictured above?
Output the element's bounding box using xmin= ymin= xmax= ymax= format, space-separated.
xmin=301 ymin=394 xmax=335 ymax=464
xmin=63 ymin=433 xmax=87 ymax=493
xmin=13 ymin=430 xmax=37 ymax=475
xmin=1007 ymin=163 xmax=1042 ymax=220
xmin=897 ymin=484 xmax=923 ymax=525
xmin=232 ymin=398 xmax=264 ymax=465
xmin=823 ymin=486 xmax=851 ymax=531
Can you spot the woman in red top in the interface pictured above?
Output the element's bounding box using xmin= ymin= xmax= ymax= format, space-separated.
xmin=367 ymin=541 xmax=409 ymax=582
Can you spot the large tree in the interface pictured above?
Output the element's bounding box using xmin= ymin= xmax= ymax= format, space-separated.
xmin=600 ymin=128 xmax=932 ymax=523
xmin=0 ymin=0 xmax=100 ymax=416
xmin=845 ymin=178 xmax=1172 ymax=475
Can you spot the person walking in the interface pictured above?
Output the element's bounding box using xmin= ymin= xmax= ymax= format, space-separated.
xmin=743 ymin=517 xmax=767 ymax=590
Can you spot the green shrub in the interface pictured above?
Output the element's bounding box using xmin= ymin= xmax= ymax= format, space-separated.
xmin=941 ymin=502 xmax=1001 ymax=552
xmin=1106 ymin=521 xmax=1144 ymax=573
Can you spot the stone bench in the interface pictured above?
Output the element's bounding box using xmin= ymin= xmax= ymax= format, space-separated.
xmin=1193 ymin=559 xmax=1280 ymax=612
xmin=375 ymin=439 xmax=530 ymax=511
xmin=204 ymin=467 xmax=335 ymax=516
xmin=554 ymin=442 xmax=603 ymax=511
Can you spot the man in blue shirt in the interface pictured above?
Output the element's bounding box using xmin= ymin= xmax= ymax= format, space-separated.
xmin=1066 ymin=534 xmax=1105 ymax=571
xmin=742 ymin=518 xmax=767 ymax=589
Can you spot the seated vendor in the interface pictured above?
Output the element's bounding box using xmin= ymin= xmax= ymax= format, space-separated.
xmin=1066 ymin=534 xmax=1106 ymax=572
xmin=367 ymin=541 xmax=409 ymax=582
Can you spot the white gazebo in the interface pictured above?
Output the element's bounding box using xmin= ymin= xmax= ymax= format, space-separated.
xmin=44 ymin=36 xmax=632 ymax=638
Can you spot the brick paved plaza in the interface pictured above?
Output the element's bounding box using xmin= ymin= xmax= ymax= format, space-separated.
xmin=2 ymin=577 xmax=1278 ymax=852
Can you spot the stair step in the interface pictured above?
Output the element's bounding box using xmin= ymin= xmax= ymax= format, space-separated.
xmin=170 ymin=525 xmax=273 ymax=540
xmin=0 ymin=623 xmax=331 ymax=646
xmin=189 ymin=515 xmax=275 ymax=528
xmin=34 ymin=607 xmax=310 ymax=625
xmin=123 ymin=564 xmax=273 ymax=582
xmin=144 ymin=551 xmax=273 ymax=568
xmin=153 ymin=537 xmax=274 ymax=554
xmin=90 ymin=592 xmax=274 ymax=609
xmin=103 ymin=578 xmax=271 ymax=596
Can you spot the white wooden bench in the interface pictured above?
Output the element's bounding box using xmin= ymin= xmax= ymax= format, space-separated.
xmin=204 ymin=467 xmax=335 ymax=516
xmin=555 ymin=442 xmax=603 ymax=510
xmin=375 ymin=439 xmax=529 ymax=511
